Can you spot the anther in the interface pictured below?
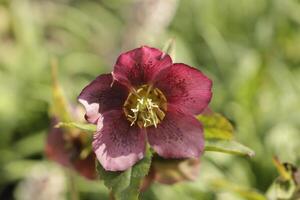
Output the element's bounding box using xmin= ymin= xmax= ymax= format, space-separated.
xmin=123 ymin=85 xmax=167 ymax=128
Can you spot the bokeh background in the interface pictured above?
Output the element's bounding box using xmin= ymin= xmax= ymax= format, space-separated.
xmin=0 ymin=0 xmax=300 ymax=199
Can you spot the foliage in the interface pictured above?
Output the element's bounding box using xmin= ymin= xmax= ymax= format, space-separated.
xmin=198 ymin=111 xmax=234 ymax=140
xmin=266 ymin=158 xmax=300 ymax=199
xmin=205 ymin=140 xmax=255 ymax=158
xmin=56 ymin=122 xmax=97 ymax=133
xmin=0 ymin=0 xmax=300 ymax=199
xmin=98 ymin=147 xmax=152 ymax=200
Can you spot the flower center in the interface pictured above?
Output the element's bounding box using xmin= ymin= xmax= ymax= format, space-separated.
xmin=123 ymin=85 xmax=167 ymax=128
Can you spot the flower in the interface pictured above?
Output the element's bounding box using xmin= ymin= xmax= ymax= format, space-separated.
xmin=46 ymin=60 xmax=97 ymax=179
xmin=78 ymin=46 xmax=212 ymax=171
xmin=46 ymin=117 xmax=97 ymax=180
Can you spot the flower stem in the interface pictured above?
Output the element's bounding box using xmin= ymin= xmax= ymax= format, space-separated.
xmin=109 ymin=190 xmax=115 ymax=200
xmin=68 ymin=170 xmax=79 ymax=200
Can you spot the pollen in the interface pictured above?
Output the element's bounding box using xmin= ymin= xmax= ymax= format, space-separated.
xmin=123 ymin=85 xmax=167 ymax=128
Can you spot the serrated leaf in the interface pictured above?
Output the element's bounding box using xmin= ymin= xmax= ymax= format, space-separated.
xmin=56 ymin=122 xmax=97 ymax=132
xmin=98 ymin=147 xmax=152 ymax=200
xmin=197 ymin=111 xmax=234 ymax=140
xmin=205 ymin=139 xmax=255 ymax=157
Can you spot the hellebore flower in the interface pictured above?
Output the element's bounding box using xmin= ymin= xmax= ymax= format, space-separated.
xmin=78 ymin=46 xmax=212 ymax=171
xmin=46 ymin=117 xmax=97 ymax=179
xmin=46 ymin=60 xmax=97 ymax=179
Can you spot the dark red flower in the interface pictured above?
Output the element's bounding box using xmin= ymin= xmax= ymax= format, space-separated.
xmin=78 ymin=46 xmax=212 ymax=171
xmin=45 ymin=118 xmax=97 ymax=179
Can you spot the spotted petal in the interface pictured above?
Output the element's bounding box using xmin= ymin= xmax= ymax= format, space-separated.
xmin=93 ymin=110 xmax=146 ymax=171
xmin=78 ymin=74 xmax=128 ymax=124
xmin=113 ymin=46 xmax=172 ymax=88
xmin=154 ymin=63 xmax=212 ymax=115
xmin=147 ymin=105 xmax=205 ymax=159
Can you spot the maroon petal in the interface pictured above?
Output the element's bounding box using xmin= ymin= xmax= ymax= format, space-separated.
xmin=154 ymin=63 xmax=212 ymax=115
xmin=45 ymin=118 xmax=97 ymax=179
xmin=93 ymin=110 xmax=146 ymax=171
xmin=78 ymin=74 xmax=128 ymax=124
xmin=73 ymin=153 xmax=97 ymax=180
xmin=45 ymin=118 xmax=70 ymax=167
xmin=147 ymin=105 xmax=204 ymax=159
xmin=113 ymin=46 xmax=172 ymax=88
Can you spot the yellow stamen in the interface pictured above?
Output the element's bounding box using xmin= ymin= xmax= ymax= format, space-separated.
xmin=123 ymin=85 xmax=167 ymax=128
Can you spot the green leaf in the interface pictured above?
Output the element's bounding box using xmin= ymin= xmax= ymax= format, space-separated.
xmin=98 ymin=147 xmax=152 ymax=200
xmin=205 ymin=139 xmax=255 ymax=157
xmin=2 ymin=160 xmax=41 ymax=182
xmin=50 ymin=59 xmax=71 ymax=122
xmin=272 ymin=157 xmax=293 ymax=181
xmin=14 ymin=131 xmax=46 ymax=157
xmin=162 ymin=38 xmax=176 ymax=60
xmin=266 ymin=179 xmax=296 ymax=199
xmin=56 ymin=122 xmax=97 ymax=132
xmin=197 ymin=112 xmax=234 ymax=140
xmin=266 ymin=158 xmax=300 ymax=199
xmin=211 ymin=179 xmax=267 ymax=200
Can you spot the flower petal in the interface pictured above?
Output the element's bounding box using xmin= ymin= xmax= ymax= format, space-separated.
xmin=113 ymin=46 xmax=172 ymax=88
xmin=45 ymin=118 xmax=97 ymax=179
xmin=93 ymin=110 xmax=146 ymax=171
xmin=147 ymin=105 xmax=204 ymax=159
xmin=154 ymin=63 xmax=212 ymax=115
xmin=78 ymin=74 xmax=128 ymax=124
xmin=74 ymin=153 xmax=97 ymax=180
xmin=45 ymin=118 xmax=70 ymax=167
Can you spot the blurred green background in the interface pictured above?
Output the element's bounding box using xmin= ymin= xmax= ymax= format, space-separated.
xmin=0 ymin=0 xmax=300 ymax=199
